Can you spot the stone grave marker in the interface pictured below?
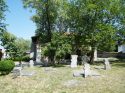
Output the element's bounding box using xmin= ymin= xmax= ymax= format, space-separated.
xmin=104 ymin=58 xmax=111 ymax=70
xmin=82 ymin=55 xmax=89 ymax=64
xmin=13 ymin=67 xmax=22 ymax=78
xmin=84 ymin=63 xmax=91 ymax=78
xmin=29 ymin=52 xmax=34 ymax=67
xmin=29 ymin=60 xmax=34 ymax=67
xmin=71 ymin=55 xmax=78 ymax=68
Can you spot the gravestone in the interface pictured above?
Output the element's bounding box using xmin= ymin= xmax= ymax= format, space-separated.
xmin=71 ymin=55 xmax=78 ymax=68
xmin=13 ymin=67 xmax=22 ymax=78
xmin=29 ymin=52 xmax=34 ymax=67
xmin=29 ymin=60 xmax=34 ymax=67
xmin=84 ymin=63 xmax=91 ymax=78
xmin=73 ymin=70 xmax=84 ymax=77
xmin=94 ymin=48 xmax=97 ymax=61
xmin=31 ymin=36 xmax=41 ymax=65
xmin=36 ymin=44 xmax=41 ymax=63
xmin=21 ymin=71 xmax=35 ymax=76
xmin=82 ymin=55 xmax=89 ymax=64
xmin=104 ymin=58 xmax=111 ymax=70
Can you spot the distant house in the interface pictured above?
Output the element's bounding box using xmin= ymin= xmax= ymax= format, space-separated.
xmin=0 ymin=46 xmax=6 ymax=58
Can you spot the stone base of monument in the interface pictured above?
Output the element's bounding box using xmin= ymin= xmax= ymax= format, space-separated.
xmin=34 ymin=60 xmax=43 ymax=66
xmin=29 ymin=60 xmax=34 ymax=67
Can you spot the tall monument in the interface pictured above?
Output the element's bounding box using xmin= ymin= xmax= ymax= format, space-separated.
xmin=31 ymin=36 xmax=41 ymax=64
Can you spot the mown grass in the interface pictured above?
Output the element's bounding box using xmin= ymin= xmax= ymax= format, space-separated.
xmin=0 ymin=61 xmax=125 ymax=93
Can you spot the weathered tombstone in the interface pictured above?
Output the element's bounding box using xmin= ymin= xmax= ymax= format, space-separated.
xmin=31 ymin=36 xmax=42 ymax=65
xmin=84 ymin=63 xmax=91 ymax=78
xmin=71 ymin=55 xmax=78 ymax=68
xmin=29 ymin=52 xmax=34 ymax=67
xmin=29 ymin=60 xmax=34 ymax=67
xmin=94 ymin=48 xmax=97 ymax=61
xmin=44 ymin=57 xmax=49 ymax=66
xmin=82 ymin=55 xmax=90 ymax=64
xmin=36 ymin=44 xmax=41 ymax=63
xmin=13 ymin=67 xmax=22 ymax=78
xmin=104 ymin=58 xmax=111 ymax=70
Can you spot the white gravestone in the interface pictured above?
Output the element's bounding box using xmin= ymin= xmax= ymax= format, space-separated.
xmin=71 ymin=55 xmax=78 ymax=68
xmin=84 ymin=63 xmax=91 ymax=78
xmin=29 ymin=60 xmax=34 ymax=67
xmin=36 ymin=45 xmax=41 ymax=63
xmin=30 ymin=52 xmax=34 ymax=58
xmin=94 ymin=48 xmax=97 ymax=61
xmin=104 ymin=58 xmax=111 ymax=70
xmin=29 ymin=52 xmax=34 ymax=67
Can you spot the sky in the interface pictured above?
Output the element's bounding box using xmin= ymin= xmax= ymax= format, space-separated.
xmin=5 ymin=0 xmax=36 ymax=40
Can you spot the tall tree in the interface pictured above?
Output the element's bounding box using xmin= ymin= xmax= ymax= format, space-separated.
xmin=67 ymin=0 xmax=125 ymax=64
xmin=23 ymin=0 xmax=59 ymax=42
xmin=0 ymin=0 xmax=7 ymax=32
xmin=0 ymin=31 xmax=16 ymax=54
xmin=22 ymin=0 xmax=70 ymax=65
xmin=0 ymin=31 xmax=31 ymax=59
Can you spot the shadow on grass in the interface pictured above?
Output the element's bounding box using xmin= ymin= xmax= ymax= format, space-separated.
xmin=52 ymin=64 xmax=66 ymax=68
xmin=41 ymin=64 xmax=66 ymax=68
xmin=112 ymin=62 xmax=125 ymax=68
xmin=0 ymin=73 xmax=9 ymax=76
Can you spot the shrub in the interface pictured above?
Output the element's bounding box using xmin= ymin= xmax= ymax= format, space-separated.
xmin=13 ymin=57 xmax=21 ymax=61
xmin=22 ymin=56 xmax=30 ymax=62
xmin=0 ymin=60 xmax=15 ymax=75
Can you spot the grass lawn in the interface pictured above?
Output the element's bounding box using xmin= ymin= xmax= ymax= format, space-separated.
xmin=0 ymin=61 xmax=125 ymax=93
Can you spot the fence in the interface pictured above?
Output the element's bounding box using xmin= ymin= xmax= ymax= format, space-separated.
xmin=97 ymin=52 xmax=125 ymax=58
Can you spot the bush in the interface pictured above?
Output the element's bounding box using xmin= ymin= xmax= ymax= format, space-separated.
xmin=0 ymin=60 xmax=15 ymax=75
xmin=10 ymin=56 xmax=30 ymax=62
xmin=13 ymin=57 xmax=21 ymax=61
xmin=22 ymin=56 xmax=30 ymax=62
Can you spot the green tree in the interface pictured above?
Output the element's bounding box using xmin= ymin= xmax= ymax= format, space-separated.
xmin=0 ymin=31 xmax=31 ymax=60
xmin=0 ymin=31 xmax=16 ymax=57
xmin=13 ymin=38 xmax=31 ymax=61
xmin=22 ymin=0 xmax=70 ymax=65
xmin=0 ymin=0 xmax=7 ymax=32
xmin=23 ymin=0 xmax=60 ymax=42
xmin=23 ymin=0 xmax=125 ymax=65
xmin=67 ymin=0 xmax=125 ymax=64
xmin=41 ymin=32 xmax=72 ymax=65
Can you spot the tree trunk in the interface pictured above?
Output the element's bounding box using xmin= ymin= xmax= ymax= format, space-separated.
xmin=46 ymin=0 xmax=51 ymax=42
xmin=89 ymin=47 xmax=95 ymax=64
xmin=48 ymin=49 xmax=56 ymax=66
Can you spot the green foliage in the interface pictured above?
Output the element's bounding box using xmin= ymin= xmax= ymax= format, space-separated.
xmin=23 ymin=0 xmax=60 ymax=42
xmin=11 ymin=55 xmax=30 ymax=62
xmin=0 ymin=60 xmax=15 ymax=75
xmin=0 ymin=0 xmax=7 ymax=32
xmin=0 ymin=31 xmax=16 ymax=50
xmin=67 ymin=0 xmax=125 ymax=63
xmin=41 ymin=32 xmax=72 ymax=61
xmin=23 ymin=0 xmax=125 ymax=64
xmin=13 ymin=38 xmax=31 ymax=59
xmin=0 ymin=31 xmax=31 ymax=59
xmin=22 ymin=55 xmax=30 ymax=62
